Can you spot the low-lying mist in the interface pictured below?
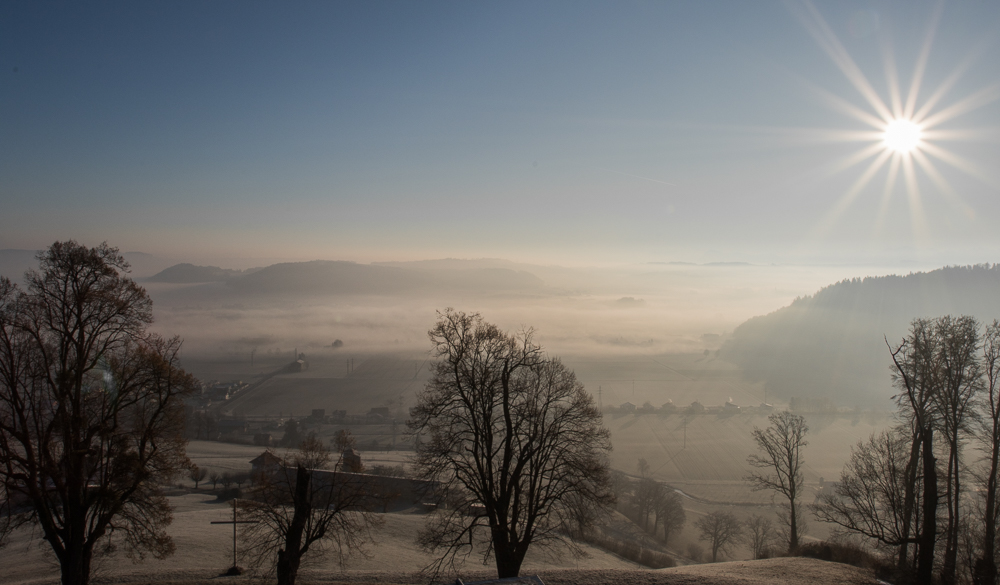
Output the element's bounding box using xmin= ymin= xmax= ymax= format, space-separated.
xmin=144 ymin=260 xmax=896 ymax=363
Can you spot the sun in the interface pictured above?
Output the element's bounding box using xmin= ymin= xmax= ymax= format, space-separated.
xmin=884 ymin=119 xmax=922 ymax=154
xmin=788 ymin=0 xmax=997 ymax=237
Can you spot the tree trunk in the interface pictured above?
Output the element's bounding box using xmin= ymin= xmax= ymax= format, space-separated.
xmin=789 ymin=502 xmax=799 ymax=552
xmin=918 ymin=428 xmax=938 ymax=585
xmin=899 ymin=436 xmax=921 ymax=572
xmin=942 ymin=437 xmax=959 ymax=585
xmin=494 ymin=543 xmax=526 ymax=578
xmin=975 ymin=434 xmax=1000 ymax=585
xmin=58 ymin=540 xmax=93 ymax=585
xmin=277 ymin=465 xmax=311 ymax=585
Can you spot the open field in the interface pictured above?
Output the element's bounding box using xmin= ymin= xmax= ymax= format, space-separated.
xmin=183 ymin=350 xmax=894 ymax=506
xmin=606 ymin=410 xmax=892 ymax=503
xmin=0 ymin=494 xmax=642 ymax=585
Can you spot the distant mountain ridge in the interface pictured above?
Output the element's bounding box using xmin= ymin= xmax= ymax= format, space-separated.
xmin=721 ymin=264 xmax=1000 ymax=407
xmin=149 ymin=259 xmax=544 ymax=295
xmin=146 ymin=263 xmax=253 ymax=283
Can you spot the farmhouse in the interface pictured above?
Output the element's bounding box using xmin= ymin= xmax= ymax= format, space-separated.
xmin=249 ymin=453 xmax=442 ymax=511
xmin=620 ymin=402 xmax=636 ymax=412
xmin=250 ymin=451 xmax=283 ymax=476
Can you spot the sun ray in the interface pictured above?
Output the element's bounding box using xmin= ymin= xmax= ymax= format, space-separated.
xmin=792 ymin=0 xmax=894 ymax=123
xmin=919 ymin=141 xmax=999 ymax=188
xmin=814 ymin=148 xmax=893 ymax=236
xmin=911 ymin=149 xmax=977 ymax=219
xmin=918 ymin=83 xmax=1000 ymax=129
xmin=922 ymin=128 xmax=1000 ymax=142
xmin=726 ymin=124 xmax=884 ymax=143
xmin=882 ymin=41 xmax=904 ymax=119
xmin=902 ymin=1 xmax=944 ymax=119
xmin=901 ymin=155 xmax=928 ymax=238
xmin=912 ymin=38 xmax=995 ymax=122
xmin=873 ymin=154 xmax=902 ymax=235
xmin=802 ymin=81 xmax=888 ymax=129
xmin=818 ymin=142 xmax=889 ymax=178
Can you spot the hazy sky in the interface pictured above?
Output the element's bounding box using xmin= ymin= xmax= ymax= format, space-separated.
xmin=3 ymin=1 xmax=999 ymax=267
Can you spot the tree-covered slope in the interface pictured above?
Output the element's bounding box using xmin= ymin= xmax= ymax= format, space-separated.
xmin=721 ymin=265 xmax=1000 ymax=407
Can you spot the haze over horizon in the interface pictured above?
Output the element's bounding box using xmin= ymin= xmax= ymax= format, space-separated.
xmin=3 ymin=1 xmax=999 ymax=268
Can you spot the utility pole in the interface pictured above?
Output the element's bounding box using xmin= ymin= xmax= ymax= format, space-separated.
xmin=211 ymin=499 xmax=258 ymax=575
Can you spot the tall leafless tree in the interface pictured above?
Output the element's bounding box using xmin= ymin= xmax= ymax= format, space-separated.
xmin=696 ymin=510 xmax=743 ymax=562
xmin=975 ymin=320 xmax=1000 ymax=585
xmin=812 ymin=429 xmax=916 ymax=562
xmin=933 ymin=316 xmax=982 ymax=585
xmin=743 ymin=514 xmax=777 ymax=560
xmin=0 ymin=242 xmax=198 ymax=585
xmin=238 ymin=437 xmax=382 ymax=585
xmin=746 ymin=410 xmax=808 ymax=552
xmin=889 ymin=318 xmax=942 ymax=583
xmin=409 ymin=310 xmax=613 ymax=579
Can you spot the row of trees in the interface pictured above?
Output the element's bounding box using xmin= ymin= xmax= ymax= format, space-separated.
xmin=693 ymin=511 xmax=781 ymax=563
xmin=814 ymin=316 xmax=1000 ymax=585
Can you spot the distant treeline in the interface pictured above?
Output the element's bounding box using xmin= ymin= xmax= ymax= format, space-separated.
xmin=721 ymin=264 xmax=1000 ymax=407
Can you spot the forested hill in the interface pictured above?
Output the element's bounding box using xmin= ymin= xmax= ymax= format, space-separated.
xmin=721 ymin=265 xmax=1000 ymax=408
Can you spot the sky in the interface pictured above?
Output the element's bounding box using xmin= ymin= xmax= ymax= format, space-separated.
xmin=2 ymin=1 xmax=999 ymax=268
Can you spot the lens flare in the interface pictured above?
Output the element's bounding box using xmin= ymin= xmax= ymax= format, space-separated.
xmin=884 ymin=119 xmax=922 ymax=153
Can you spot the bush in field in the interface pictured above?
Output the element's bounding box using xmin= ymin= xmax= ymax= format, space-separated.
xmin=686 ymin=542 xmax=704 ymax=563
xmin=580 ymin=532 xmax=675 ymax=569
xmin=368 ymin=464 xmax=407 ymax=478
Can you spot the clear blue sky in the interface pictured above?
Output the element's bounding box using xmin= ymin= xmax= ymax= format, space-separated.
xmin=3 ymin=1 xmax=999 ymax=266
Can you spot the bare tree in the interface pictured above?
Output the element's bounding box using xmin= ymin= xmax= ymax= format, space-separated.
xmin=654 ymin=489 xmax=686 ymax=546
xmin=189 ymin=465 xmax=208 ymax=489
xmin=743 ymin=514 xmax=776 ymax=560
xmin=0 ymin=242 xmax=198 ymax=585
xmin=238 ymin=439 xmax=381 ymax=585
xmin=977 ymin=320 xmax=1000 ymax=585
xmin=696 ymin=510 xmax=743 ymax=562
xmin=209 ymin=470 xmax=222 ymax=490
xmin=746 ymin=411 xmax=808 ymax=552
xmin=632 ymin=478 xmax=660 ymax=531
xmin=889 ymin=319 xmax=941 ymax=583
xmin=408 ymin=310 xmax=613 ymax=579
xmin=933 ymin=316 xmax=982 ymax=585
xmin=812 ymin=430 xmax=915 ymax=556
xmin=332 ymin=429 xmax=357 ymax=453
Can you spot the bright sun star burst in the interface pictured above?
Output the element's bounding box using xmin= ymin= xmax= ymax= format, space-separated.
xmin=884 ymin=119 xmax=922 ymax=154
xmin=789 ymin=0 xmax=999 ymax=238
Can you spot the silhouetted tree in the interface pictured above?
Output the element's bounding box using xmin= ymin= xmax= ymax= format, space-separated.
xmin=696 ymin=510 xmax=743 ymax=562
xmin=743 ymin=514 xmax=777 ymax=560
xmin=654 ymin=489 xmax=686 ymax=545
xmin=976 ymin=320 xmax=1000 ymax=585
xmin=812 ymin=430 xmax=915 ymax=563
xmin=932 ymin=316 xmax=982 ymax=585
xmin=409 ymin=310 xmax=613 ymax=579
xmin=890 ymin=318 xmax=946 ymax=583
xmin=189 ymin=465 xmax=208 ymax=489
xmin=746 ymin=411 xmax=808 ymax=552
xmin=238 ymin=439 xmax=381 ymax=585
xmin=280 ymin=419 xmax=302 ymax=448
xmin=0 ymin=242 xmax=198 ymax=585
